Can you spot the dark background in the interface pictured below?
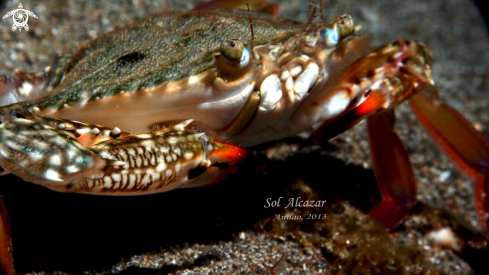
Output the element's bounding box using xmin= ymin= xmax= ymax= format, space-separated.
xmin=1 ymin=0 xmax=489 ymax=274
xmin=474 ymin=0 xmax=489 ymax=30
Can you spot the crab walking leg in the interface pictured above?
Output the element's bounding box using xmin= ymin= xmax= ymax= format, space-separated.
xmin=0 ymin=169 xmax=10 ymax=176
xmin=303 ymin=38 xmax=431 ymax=228
xmin=367 ymin=110 xmax=417 ymax=230
xmin=307 ymin=81 xmax=417 ymax=229
xmin=0 ymin=197 xmax=14 ymax=275
xmin=410 ymin=84 xmax=489 ymax=234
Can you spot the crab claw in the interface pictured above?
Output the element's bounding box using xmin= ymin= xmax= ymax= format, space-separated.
xmin=179 ymin=134 xmax=252 ymax=189
xmin=0 ymin=117 xmax=251 ymax=195
xmin=0 ymin=117 xmax=104 ymax=188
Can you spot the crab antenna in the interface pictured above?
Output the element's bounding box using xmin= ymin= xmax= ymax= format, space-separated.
xmin=306 ymin=0 xmax=322 ymax=25
xmin=246 ymin=0 xmax=255 ymax=51
xmin=283 ymin=2 xmax=318 ymax=52
xmin=305 ymin=3 xmax=318 ymax=26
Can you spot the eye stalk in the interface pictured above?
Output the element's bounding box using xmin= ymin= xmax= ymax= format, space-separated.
xmin=220 ymin=39 xmax=244 ymax=62
xmin=334 ymin=15 xmax=354 ymax=39
xmin=307 ymin=14 xmax=356 ymax=48
xmin=219 ymin=39 xmax=250 ymax=67
xmin=215 ymin=39 xmax=252 ymax=82
xmin=321 ymin=14 xmax=355 ymax=47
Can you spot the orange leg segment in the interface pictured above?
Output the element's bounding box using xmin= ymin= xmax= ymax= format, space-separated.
xmin=409 ymin=84 xmax=489 ymax=235
xmin=0 ymin=196 xmax=14 ymax=275
xmin=367 ymin=109 xmax=417 ymax=230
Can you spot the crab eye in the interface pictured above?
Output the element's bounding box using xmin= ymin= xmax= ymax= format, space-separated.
xmin=322 ymin=14 xmax=355 ymax=47
xmin=11 ymin=109 xmax=25 ymax=119
xmin=215 ymin=39 xmax=251 ymax=81
xmin=220 ymin=39 xmax=244 ymax=62
xmin=335 ymin=14 xmax=354 ymax=38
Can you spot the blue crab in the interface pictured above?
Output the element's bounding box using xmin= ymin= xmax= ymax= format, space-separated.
xmin=0 ymin=0 xmax=489 ymax=273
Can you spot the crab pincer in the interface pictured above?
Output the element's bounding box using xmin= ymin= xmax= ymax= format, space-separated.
xmin=0 ymin=118 xmax=250 ymax=195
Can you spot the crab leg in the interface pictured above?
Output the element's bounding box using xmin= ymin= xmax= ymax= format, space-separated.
xmin=0 ymin=196 xmax=14 ymax=275
xmin=367 ymin=109 xmax=417 ymax=229
xmin=311 ymin=84 xmax=419 ymax=229
xmin=304 ymin=38 xmax=439 ymax=229
xmin=410 ymin=84 xmax=489 ymax=234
